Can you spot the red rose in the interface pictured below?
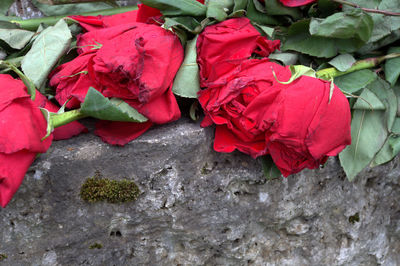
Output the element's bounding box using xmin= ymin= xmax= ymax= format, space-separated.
xmin=196 ymin=17 xmax=280 ymax=87
xmin=0 ymin=75 xmax=52 ymax=207
xmin=50 ymin=22 xmax=184 ymax=145
xmin=199 ymin=59 xmax=351 ymax=176
xmin=278 ymin=0 xmax=316 ymax=7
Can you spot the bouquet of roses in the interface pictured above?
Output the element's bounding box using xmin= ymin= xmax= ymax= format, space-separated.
xmin=0 ymin=0 xmax=399 ymax=207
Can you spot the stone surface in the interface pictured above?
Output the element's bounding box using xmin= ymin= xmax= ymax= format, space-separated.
xmin=1 ymin=118 xmax=400 ymax=265
xmin=2 ymin=1 xmax=400 ymax=265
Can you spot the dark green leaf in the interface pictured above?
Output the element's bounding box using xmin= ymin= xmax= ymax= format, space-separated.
xmin=339 ymin=109 xmax=387 ymax=181
xmin=343 ymin=0 xmax=400 ymax=43
xmin=262 ymin=0 xmax=301 ymax=19
xmin=282 ymin=20 xmax=364 ymax=58
xmin=21 ymin=19 xmax=71 ymax=89
xmin=172 ymin=37 xmax=200 ymax=98
xmin=246 ymin=0 xmax=279 ymax=25
xmin=31 ymin=0 xmax=113 ymax=16
xmin=233 ymin=0 xmax=247 ymax=12
xmin=309 ymin=10 xmax=373 ymax=43
xmin=141 ymin=0 xmax=206 ymax=17
xmin=0 ymin=0 xmax=14 ymax=16
xmin=384 ymin=47 xmax=400 ymax=86
xmin=260 ymin=156 xmax=281 ymax=180
xmin=81 ymin=87 xmax=148 ymax=123
xmin=328 ymin=54 xmax=356 ymax=72
xmin=268 ymin=52 xmax=298 ymax=66
xmin=334 ymin=69 xmax=377 ymax=94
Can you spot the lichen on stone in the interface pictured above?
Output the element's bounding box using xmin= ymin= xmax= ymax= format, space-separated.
xmin=0 ymin=254 xmax=7 ymax=261
xmin=80 ymin=171 xmax=140 ymax=203
xmin=89 ymin=243 xmax=103 ymax=249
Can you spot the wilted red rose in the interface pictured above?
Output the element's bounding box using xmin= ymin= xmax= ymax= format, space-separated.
xmin=50 ymin=22 xmax=184 ymax=145
xmin=199 ymin=59 xmax=351 ymax=176
xmin=49 ymin=51 xmax=96 ymax=109
xmin=197 ymin=17 xmax=280 ymax=87
xmin=0 ymin=75 xmax=52 ymax=207
xmin=278 ymin=0 xmax=316 ymax=7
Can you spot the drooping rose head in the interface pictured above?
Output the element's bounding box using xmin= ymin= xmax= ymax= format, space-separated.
xmin=0 ymin=75 xmax=52 ymax=207
xmin=197 ymin=17 xmax=280 ymax=87
xmin=50 ymin=22 xmax=184 ymax=145
xmin=199 ymin=59 xmax=351 ymax=176
xmin=199 ymin=59 xmax=292 ymax=157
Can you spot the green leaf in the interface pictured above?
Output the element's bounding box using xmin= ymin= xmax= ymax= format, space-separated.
xmin=254 ymin=24 xmax=275 ymax=37
xmin=260 ymin=156 xmax=281 ymax=180
xmin=384 ymin=47 xmax=400 ymax=86
xmin=268 ymin=52 xmax=298 ymax=66
xmin=0 ymin=0 xmax=14 ymax=16
xmin=343 ymin=0 xmax=400 ymax=43
xmin=371 ymin=133 xmax=400 ymax=167
xmin=140 ymin=0 xmax=206 ymax=17
xmin=309 ymin=10 xmax=373 ymax=43
xmin=80 ymin=87 xmax=148 ymax=123
xmin=246 ymin=0 xmax=279 ymax=25
xmin=328 ymin=54 xmax=356 ymax=72
xmin=352 ymin=88 xmax=385 ymax=110
xmin=334 ymin=69 xmax=377 ymax=94
xmin=339 ymin=109 xmax=387 ymax=181
xmin=262 ymin=0 xmax=301 ymax=19
xmin=31 ymin=0 xmax=113 ymax=16
xmin=282 ymin=20 xmax=364 ymax=58
xmin=371 ymin=117 xmax=400 ymax=166
xmin=163 ymin=17 xmax=201 ymax=34
xmin=21 ymin=19 xmax=72 ymax=90
xmin=273 ymin=65 xmax=315 ymax=84
xmin=172 ymin=36 xmax=200 ymax=98
xmin=366 ymin=77 xmax=397 ymax=131
xmin=233 ymin=0 xmax=247 ymax=12
xmin=206 ymin=0 xmax=231 ymax=21
xmin=0 ymin=28 xmax=35 ymax=50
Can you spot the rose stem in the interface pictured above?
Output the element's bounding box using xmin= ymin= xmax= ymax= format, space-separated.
xmin=51 ymin=109 xmax=88 ymax=128
xmin=9 ymin=5 xmax=137 ymax=31
xmin=331 ymin=0 xmax=400 ymax=16
xmin=316 ymin=53 xmax=400 ymax=80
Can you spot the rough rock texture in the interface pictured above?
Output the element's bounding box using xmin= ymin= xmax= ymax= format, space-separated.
xmin=1 ymin=118 xmax=400 ymax=265
xmin=2 ymin=1 xmax=400 ymax=265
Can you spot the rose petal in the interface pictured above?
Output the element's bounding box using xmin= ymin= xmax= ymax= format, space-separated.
xmin=0 ymin=150 xmax=36 ymax=207
xmin=95 ymin=120 xmax=153 ymax=146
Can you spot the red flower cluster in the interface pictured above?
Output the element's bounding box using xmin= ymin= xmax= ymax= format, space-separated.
xmin=197 ymin=18 xmax=351 ymax=176
xmin=51 ymin=8 xmax=184 ymax=145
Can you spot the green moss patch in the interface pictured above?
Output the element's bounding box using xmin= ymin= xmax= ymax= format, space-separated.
xmin=0 ymin=254 xmax=7 ymax=261
xmin=89 ymin=243 xmax=103 ymax=249
xmin=80 ymin=172 xmax=140 ymax=203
